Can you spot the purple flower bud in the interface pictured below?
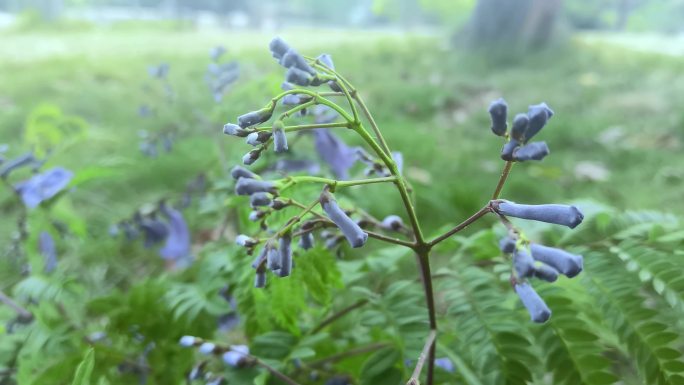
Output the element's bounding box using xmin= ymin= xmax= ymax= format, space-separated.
xmin=231 ymin=165 xmax=258 ymax=180
xmin=320 ymin=193 xmax=368 ymax=248
xmin=179 ymin=335 xmax=197 ymax=347
xmin=281 ymin=49 xmax=316 ymax=74
xmin=242 ymin=150 xmax=261 ymax=165
xmin=317 ymin=54 xmax=335 ymax=70
xmin=140 ymin=218 xmax=169 ymax=248
xmin=313 ymin=105 xmax=338 ymax=124
xmin=525 ymin=103 xmax=554 ymax=141
xmin=254 ymin=269 xmax=266 ymax=288
xmin=210 ymin=45 xmax=226 ymax=61
xmin=269 ymin=37 xmax=290 ymax=60
xmin=530 ymin=244 xmax=583 ymax=278
xmin=250 ymin=192 xmax=272 ymax=208
xmin=246 ymin=131 xmax=271 ymax=146
xmin=510 ymin=113 xmax=529 ymax=142
xmin=39 ymin=231 xmax=57 ymax=273
xmin=513 ymin=248 xmax=536 ymax=278
xmin=325 ymin=235 xmax=344 ymax=250
xmin=514 ymin=141 xmax=549 ymax=162
xmin=514 ymin=282 xmax=551 ymax=323
xmin=223 ymin=123 xmax=249 ymax=137
xmin=14 ymin=167 xmax=74 ymax=209
xmin=263 ymin=244 xmax=279 ymax=271
xmin=0 ymin=152 xmax=35 ymax=177
xmin=271 ymin=198 xmax=289 ymax=210
xmin=533 ymin=264 xmax=559 ymax=282
xmin=282 ymin=94 xmax=303 ymax=105
xmin=434 ymin=357 xmax=455 ymax=373
xmin=499 ymin=236 xmax=516 ymax=254
xmin=272 ymin=121 xmax=288 ymax=153
xmin=495 ymin=200 xmax=584 ymax=229
xmin=235 ymin=234 xmax=256 ymax=247
xmin=392 ymin=152 xmax=404 ymax=175
xmin=299 ymin=232 xmax=314 ymax=250
xmin=488 ymin=98 xmax=508 ymax=136
xmin=286 ymin=67 xmax=312 ymax=86
xmin=222 ymin=345 xmax=249 ymax=367
xmin=235 ymin=178 xmax=275 ymax=196
xmin=199 ymin=342 xmax=216 ymax=355
xmin=249 ymin=210 xmax=266 ymax=222
xmin=251 ymin=246 xmax=267 ymax=269
xmin=381 ymin=215 xmax=404 ymax=231
xmin=159 ymin=205 xmax=192 ymax=263
xmin=278 ymin=233 xmax=292 ymax=277
xmin=238 ymin=109 xmax=272 ymax=128
xmin=500 ymin=139 xmax=520 ymax=161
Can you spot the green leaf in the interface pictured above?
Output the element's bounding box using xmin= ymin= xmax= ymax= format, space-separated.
xmin=360 ymin=346 xmax=401 ymax=380
xmin=71 ymin=348 xmax=94 ymax=385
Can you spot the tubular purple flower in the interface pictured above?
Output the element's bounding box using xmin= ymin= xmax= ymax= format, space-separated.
xmin=235 ymin=178 xmax=275 ymax=196
xmin=313 ymin=105 xmax=338 ymax=124
xmin=381 ymin=215 xmax=404 ymax=231
xmin=250 ymin=192 xmax=272 ymax=207
xmin=39 ymin=231 xmax=57 ymax=273
xmin=231 ymin=165 xmax=258 ymax=180
xmin=313 ymin=129 xmax=357 ymax=180
xmin=246 ymin=131 xmax=271 ymax=146
xmin=320 ymin=192 xmax=368 ymax=248
xmin=236 ymin=234 xmax=256 ymax=247
xmin=278 ymin=233 xmax=292 ymax=277
xmin=238 ymin=109 xmax=272 ymax=128
xmin=317 ymin=54 xmax=335 ymax=70
xmin=495 ymin=200 xmax=584 ymax=229
xmin=0 ymin=152 xmax=35 ymax=178
xmin=525 ymin=103 xmax=554 ymax=141
xmin=513 ymin=248 xmax=536 ymax=278
xmin=391 ymin=152 xmax=404 ymax=175
xmin=179 ymin=336 xmax=197 ymax=347
xmin=488 ymin=98 xmax=508 ymax=136
xmin=140 ymin=218 xmax=169 ymax=248
xmin=159 ymin=205 xmax=191 ymax=263
xmin=199 ymin=342 xmax=216 ymax=355
xmin=223 ymin=345 xmax=249 ymax=367
xmin=265 ymin=244 xmax=280 ymax=271
xmin=533 ymin=264 xmax=559 ymax=282
xmin=223 ymin=123 xmax=249 ymax=137
xmin=299 ymin=232 xmax=314 ymax=250
xmin=272 ymin=121 xmax=288 ymax=153
xmin=249 ymin=210 xmax=266 ymax=222
xmin=530 ymin=244 xmax=583 ymax=278
xmin=500 ymin=139 xmax=520 ymax=161
xmin=281 ymin=49 xmax=316 ymax=74
xmin=510 ymin=113 xmax=529 ymax=142
xmin=242 ymin=149 xmax=261 ymax=165
xmin=434 ymin=357 xmax=455 ymax=373
xmin=15 ymin=167 xmax=74 ymax=209
xmin=514 ymin=282 xmax=551 ymax=323
xmin=499 ymin=236 xmax=516 ymax=254
xmin=269 ymin=37 xmax=290 ymax=60
xmin=285 ymin=67 xmax=312 ymax=86
xmin=251 ymin=246 xmax=268 ymax=269
xmin=514 ymin=141 xmax=550 ymax=162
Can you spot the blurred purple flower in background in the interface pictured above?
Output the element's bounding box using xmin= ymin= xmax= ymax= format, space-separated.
xmin=313 ymin=129 xmax=357 ymax=180
xmin=434 ymin=357 xmax=455 ymax=373
xmin=39 ymin=231 xmax=57 ymax=273
xmin=158 ymin=204 xmax=192 ymax=266
xmin=14 ymin=167 xmax=73 ymax=208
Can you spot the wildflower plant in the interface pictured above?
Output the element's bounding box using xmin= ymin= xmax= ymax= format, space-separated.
xmin=181 ymin=37 xmax=590 ymax=385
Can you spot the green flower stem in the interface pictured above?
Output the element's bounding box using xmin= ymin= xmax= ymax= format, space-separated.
xmin=311 ymin=61 xmax=360 ymax=123
xmin=276 ymin=198 xmax=321 ymax=237
xmin=270 ymin=88 xmax=354 ymax=123
xmin=283 ymin=122 xmax=350 ymax=132
xmin=277 ymin=175 xmax=397 ymax=193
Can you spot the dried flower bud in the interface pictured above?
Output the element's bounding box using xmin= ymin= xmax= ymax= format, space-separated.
xmin=242 ymin=149 xmax=261 ymax=165
xmin=278 ymin=233 xmax=293 ymax=277
xmin=510 ymin=113 xmax=529 ymax=142
xmin=250 ymin=192 xmax=272 ymax=207
xmin=236 ymin=234 xmax=257 ymax=248
xmin=525 ymin=103 xmax=554 ymax=141
xmin=235 ymin=178 xmax=275 ymax=196
xmin=271 ymin=198 xmax=289 ymax=210
xmin=246 ymin=131 xmax=272 ymax=146
xmin=499 ymin=236 xmax=516 ymax=254
xmin=272 ymin=121 xmax=288 ymax=153
xmin=514 ymin=282 xmax=551 ymax=323
xmin=199 ymin=342 xmax=216 ymax=355
xmin=501 ymin=139 xmax=520 ymax=161
xmin=320 ymin=192 xmax=368 ymax=248
xmin=269 ymin=37 xmax=290 ymax=60
xmin=514 ymin=141 xmax=549 ymax=162
xmin=281 ymin=49 xmax=315 ymax=74
xmin=299 ymin=232 xmax=314 ymax=250
xmin=179 ymin=335 xmax=197 ymax=347
xmin=533 ymin=264 xmax=559 ymax=282
xmin=231 ymin=165 xmax=258 ymax=180
xmin=488 ymin=98 xmax=508 ymax=136
xmin=381 ymin=215 xmax=404 ymax=231
xmin=495 ymin=200 xmax=584 ymax=229
xmin=530 ymin=244 xmax=583 ymax=278
xmin=238 ymin=109 xmax=272 ymax=128
xmin=286 ymin=67 xmax=312 ymax=86
xmin=223 ymin=123 xmax=249 ymax=137
xmin=513 ymin=248 xmax=536 ymax=279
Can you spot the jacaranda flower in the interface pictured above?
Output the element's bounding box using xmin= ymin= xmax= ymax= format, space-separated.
xmin=313 ymin=129 xmax=357 ymax=180
xmin=159 ymin=205 xmax=192 ymax=265
xmin=15 ymin=167 xmax=73 ymax=209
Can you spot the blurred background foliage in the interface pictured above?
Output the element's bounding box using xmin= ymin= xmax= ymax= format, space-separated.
xmin=0 ymin=0 xmax=683 ymax=385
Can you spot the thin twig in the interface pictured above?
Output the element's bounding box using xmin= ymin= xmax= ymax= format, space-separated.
xmin=414 ymin=249 xmax=437 ymax=385
xmin=429 ymin=205 xmax=492 ymax=247
xmin=407 ymin=329 xmax=437 ymax=385
xmin=310 ymin=299 xmax=369 ymax=335
xmin=491 ymin=161 xmax=514 ymax=200
xmin=307 ymin=342 xmax=389 ymax=368
xmin=0 ymin=290 xmax=32 ymax=320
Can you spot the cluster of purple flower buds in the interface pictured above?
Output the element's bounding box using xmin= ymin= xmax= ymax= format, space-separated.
xmin=206 ymin=45 xmax=239 ymax=102
xmin=493 ymin=200 xmax=585 ymax=323
xmin=138 ymin=130 xmax=175 ymax=158
xmin=179 ymin=336 xmax=252 ymax=370
xmin=488 ymin=98 xmax=552 ymax=162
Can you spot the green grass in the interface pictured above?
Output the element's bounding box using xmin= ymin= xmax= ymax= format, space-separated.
xmin=0 ymin=27 xmax=682 ymax=243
